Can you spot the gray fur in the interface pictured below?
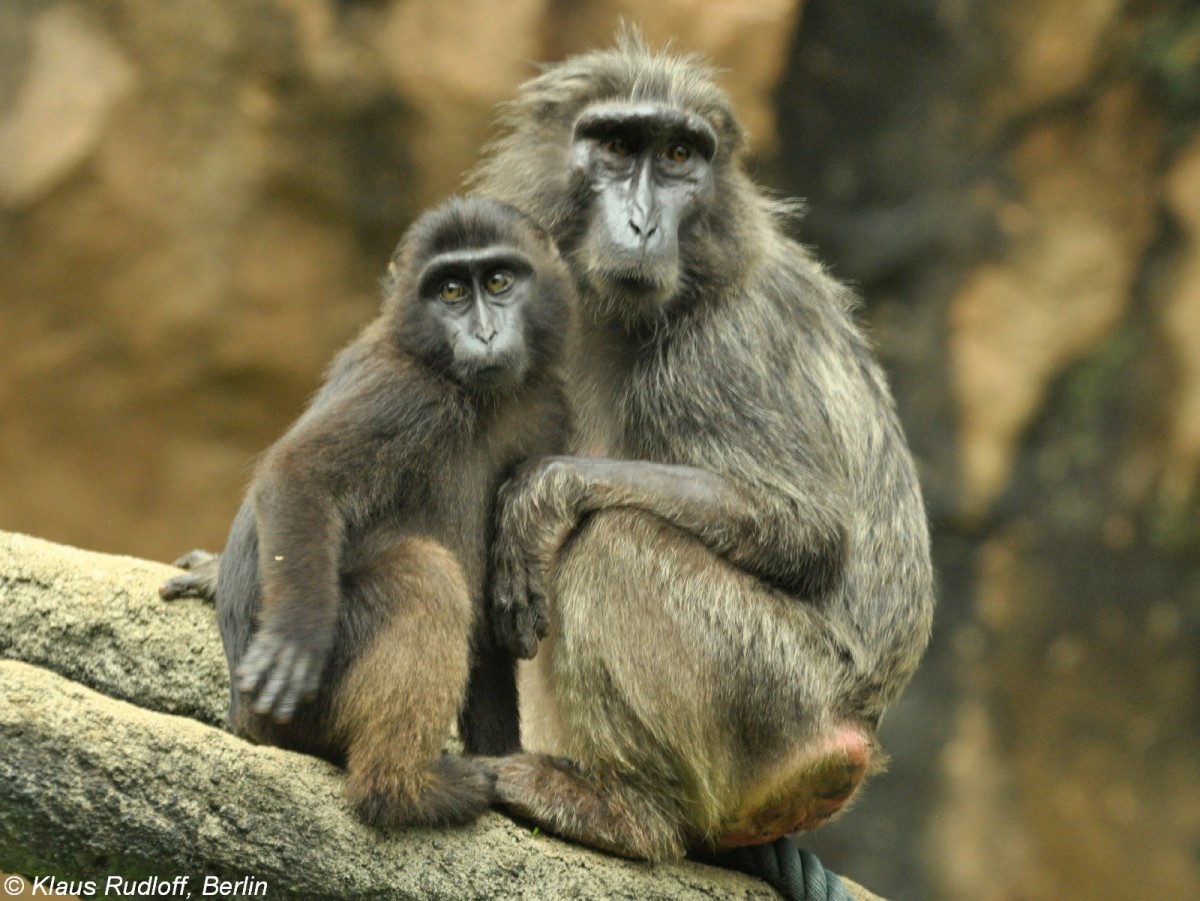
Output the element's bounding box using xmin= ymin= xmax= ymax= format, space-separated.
xmin=473 ymin=32 xmax=934 ymax=861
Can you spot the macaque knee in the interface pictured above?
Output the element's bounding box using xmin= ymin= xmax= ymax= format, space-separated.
xmin=553 ymin=508 xmax=676 ymax=609
xmin=355 ymin=536 xmax=473 ymax=629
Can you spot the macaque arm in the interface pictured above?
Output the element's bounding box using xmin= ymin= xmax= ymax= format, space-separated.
xmin=237 ymin=445 xmax=345 ymax=722
xmin=546 ymin=456 xmax=845 ymax=594
xmin=492 ymin=454 xmax=846 ymax=657
xmin=237 ymin=364 xmax=424 ymax=718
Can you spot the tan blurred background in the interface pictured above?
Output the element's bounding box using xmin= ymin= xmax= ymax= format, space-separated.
xmin=1 ymin=1 xmax=1197 ymax=899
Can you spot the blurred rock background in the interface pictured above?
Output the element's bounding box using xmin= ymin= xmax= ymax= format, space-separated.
xmin=0 ymin=1 xmax=1196 ymax=899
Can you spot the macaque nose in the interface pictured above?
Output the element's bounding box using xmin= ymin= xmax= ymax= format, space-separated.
xmin=628 ymin=218 xmax=659 ymax=241
xmin=473 ymin=300 xmax=500 ymax=345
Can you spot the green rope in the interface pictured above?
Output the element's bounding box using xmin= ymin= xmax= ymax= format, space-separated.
xmin=697 ymin=837 xmax=852 ymax=901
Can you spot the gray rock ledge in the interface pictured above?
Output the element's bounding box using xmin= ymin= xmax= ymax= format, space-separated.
xmin=0 ymin=530 xmax=885 ymax=900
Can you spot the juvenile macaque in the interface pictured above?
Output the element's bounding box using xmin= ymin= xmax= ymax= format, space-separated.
xmin=194 ymin=197 xmax=573 ymax=826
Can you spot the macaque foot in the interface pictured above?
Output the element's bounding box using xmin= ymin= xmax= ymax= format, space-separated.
xmin=159 ymin=549 xmax=219 ymax=601
xmin=172 ymin=548 xmax=217 ymax=569
xmin=488 ymin=752 xmax=687 ymax=861
xmin=347 ymin=754 xmax=497 ymax=829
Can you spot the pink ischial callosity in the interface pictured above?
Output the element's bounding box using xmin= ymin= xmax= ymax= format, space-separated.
xmin=713 ymin=726 xmax=872 ymax=849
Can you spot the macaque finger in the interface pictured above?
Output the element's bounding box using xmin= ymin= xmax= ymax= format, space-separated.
xmin=236 ymin=636 xmax=276 ymax=695
xmin=172 ymin=549 xmax=216 ymax=570
xmin=254 ymin=643 xmax=296 ymax=717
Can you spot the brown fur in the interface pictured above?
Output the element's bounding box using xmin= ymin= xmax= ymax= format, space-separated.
xmin=331 ymin=538 xmax=484 ymax=827
xmin=207 ymin=197 xmax=574 ymax=828
xmin=471 ymin=33 xmax=935 ymax=860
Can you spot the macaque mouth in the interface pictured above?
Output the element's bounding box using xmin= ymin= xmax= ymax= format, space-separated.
xmin=593 ymin=267 xmax=670 ymax=297
xmin=612 ymin=275 xmax=661 ymax=294
xmin=461 ymin=355 xmax=526 ymax=387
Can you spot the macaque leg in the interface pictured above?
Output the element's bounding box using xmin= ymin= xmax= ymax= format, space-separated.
xmin=335 ymin=537 xmax=494 ymax=828
xmin=506 ymin=509 xmax=871 ymax=859
xmin=459 ymin=644 xmax=521 ymax=755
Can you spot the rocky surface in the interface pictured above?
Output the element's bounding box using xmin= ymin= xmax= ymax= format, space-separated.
xmin=0 ymin=529 xmax=887 ymax=900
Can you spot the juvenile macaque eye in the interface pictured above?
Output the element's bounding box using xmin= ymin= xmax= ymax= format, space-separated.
xmin=485 ymin=270 xmax=515 ymax=296
xmin=439 ymin=280 xmax=468 ymax=303
xmin=604 ymin=137 xmax=633 ymax=157
xmin=665 ymin=143 xmax=692 ymax=163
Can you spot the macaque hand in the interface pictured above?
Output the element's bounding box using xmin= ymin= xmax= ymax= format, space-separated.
xmin=490 ymin=457 xmax=583 ymax=659
xmin=236 ymin=624 xmax=331 ymax=723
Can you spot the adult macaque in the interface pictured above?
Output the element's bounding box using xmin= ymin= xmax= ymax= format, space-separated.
xmin=179 ymin=197 xmax=573 ymax=826
xmin=470 ymin=33 xmax=935 ymax=861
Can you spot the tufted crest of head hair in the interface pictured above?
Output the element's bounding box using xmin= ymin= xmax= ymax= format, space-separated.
xmin=517 ymin=27 xmax=743 ymax=153
xmin=468 ymin=29 xmax=764 ymax=232
xmin=469 ymin=30 xmax=794 ymax=315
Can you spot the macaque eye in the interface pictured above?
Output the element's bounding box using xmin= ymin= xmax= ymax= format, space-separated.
xmin=604 ymin=136 xmax=633 ymax=157
xmin=484 ymin=270 xmax=515 ymax=296
xmin=665 ymin=143 xmax=692 ymax=164
xmin=439 ymin=280 xmax=468 ymax=303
